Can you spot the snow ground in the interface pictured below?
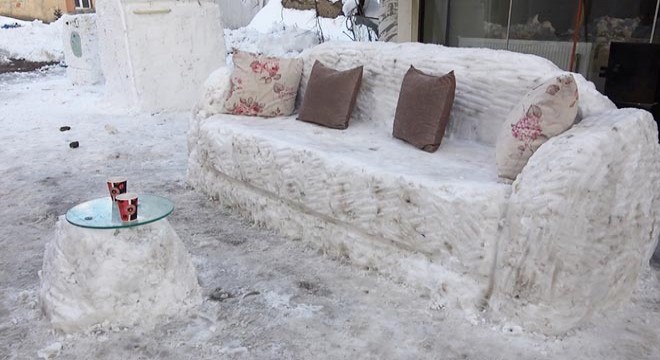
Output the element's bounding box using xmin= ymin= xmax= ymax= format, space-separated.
xmin=1 ymin=67 xmax=660 ymax=360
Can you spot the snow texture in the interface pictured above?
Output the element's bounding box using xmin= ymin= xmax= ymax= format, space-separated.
xmin=491 ymin=108 xmax=660 ymax=334
xmin=189 ymin=41 xmax=659 ymax=333
xmin=95 ymin=0 xmax=226 ymax=112
xmin=39 ymin=217 xmax=201 ymax=333
xmin=61 ymin=14 xmax=103 ymax=85
xmin=0 ymin=16 xmax=63 ymax=62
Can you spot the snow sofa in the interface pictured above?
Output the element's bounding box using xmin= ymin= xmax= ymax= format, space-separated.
xmin=187 ymin=41 xmax=660 ymax=334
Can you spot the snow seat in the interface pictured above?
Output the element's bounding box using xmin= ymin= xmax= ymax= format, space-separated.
xmin=188 ymin=42 xmax=660 ymax=334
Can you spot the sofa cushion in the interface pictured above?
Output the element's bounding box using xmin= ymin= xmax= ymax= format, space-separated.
xmin=392 ymin=67 xmax=456 ymax=152
xmin=224 ymin=51 xmax=303 ymax=117
xmin=297 ymin=60 xmax=363 ymax=129
xmin=495 ymin=73 xmax=579 ymax=180
xmin=299 ymin=42 xmax=614 ymax=146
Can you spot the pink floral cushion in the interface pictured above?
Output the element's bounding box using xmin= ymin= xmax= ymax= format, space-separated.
xmin=224 ymin=51 xmax=303 ymax=117
xmin=496 ymin=74 xmax=579 ymax=180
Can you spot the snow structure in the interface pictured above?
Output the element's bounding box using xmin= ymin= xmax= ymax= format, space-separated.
xmin=0 ymin=16 xmax=63 ymax=62
xmin=95 ymin=0 xmax=226 ymax=112
xmin=247 ymin=0 xmax=377 ymax=42
xmin=61 ymin=14 xmax=103 ymax=85
xmin=188 ymin=41 xmax=660 ymax=334
xmin=39 ymin=217 xmax=201 ymax=333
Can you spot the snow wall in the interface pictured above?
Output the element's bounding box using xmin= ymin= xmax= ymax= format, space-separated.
xmin=96 ymin=0 xmax=226 ymax=112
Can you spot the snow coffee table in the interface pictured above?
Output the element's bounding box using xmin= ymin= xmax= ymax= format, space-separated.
xmin=39 ymin=195 xmax=201 ymax=333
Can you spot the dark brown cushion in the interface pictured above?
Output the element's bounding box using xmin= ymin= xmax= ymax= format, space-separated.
xmin=392 ymin=66 xmax=456 ymax=152
xmin=297 ymin=60 xmax=363 ymax=129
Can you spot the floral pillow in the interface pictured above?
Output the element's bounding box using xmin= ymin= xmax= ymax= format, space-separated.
xmin=224 ymin=51 xmax=303 ymax=117
xmin=496 ymin=74 xmax=579 ymax=181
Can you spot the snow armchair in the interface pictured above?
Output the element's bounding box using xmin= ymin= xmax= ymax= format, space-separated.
xmin=188 ymin=41 xmax=660 ymax=334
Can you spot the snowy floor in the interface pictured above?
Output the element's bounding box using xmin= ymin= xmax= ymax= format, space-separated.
xmin=1 ymin=68 xmax=660 ymax=359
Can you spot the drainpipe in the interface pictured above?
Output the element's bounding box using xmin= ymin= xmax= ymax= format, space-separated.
xmin=505 ymin=0 xmax=512 ymax=49
xmin=651 ymin=0 xmax=660 ymax=43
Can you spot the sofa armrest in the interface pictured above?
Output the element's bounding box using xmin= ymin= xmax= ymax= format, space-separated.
xmin=189 ymin=66 xmax=232 ymax=152
xmin=493 ymin=108 xmax=660 ymax=334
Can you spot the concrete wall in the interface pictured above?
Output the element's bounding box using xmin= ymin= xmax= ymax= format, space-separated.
xmin=0 ymin=0 xmax=82 ymax=22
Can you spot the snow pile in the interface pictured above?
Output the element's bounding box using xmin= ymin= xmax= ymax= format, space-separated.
xmin=0 ymin=16 xmax=63 ymax=62
xmin=225 ymin=25 xmax=319 ymax=57
xmin=40 ymin=217 xmax=201 ymax=333
xmin=248 ymin=0 xmax=377 ymax=42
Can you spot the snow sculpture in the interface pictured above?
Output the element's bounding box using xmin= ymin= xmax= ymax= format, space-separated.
xmin=95 ymin=0 xmax=226 ymax=112
xmin=188 ymin=41 xmax=660 ymax=334
xmin=40 ymin=217 xmax=201 ymax=333
xmin=61 ymin=14 xmax=104 ymax=85
xmin=491 ymin=109 xmax=660 ymax=334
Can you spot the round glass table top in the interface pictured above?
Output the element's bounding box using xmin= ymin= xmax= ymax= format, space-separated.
xmin=65 ymin=194 xmax=174 ymax=229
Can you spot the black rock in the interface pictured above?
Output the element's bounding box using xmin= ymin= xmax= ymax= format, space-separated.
xmin=60 ymin=126 xmax=71 ymax=132
xmin=69 ymin=141 xmax=79 ymax=149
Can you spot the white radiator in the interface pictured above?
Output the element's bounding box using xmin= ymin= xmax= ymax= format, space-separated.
xmin=458 ymin=37 xmax=593 ymax=77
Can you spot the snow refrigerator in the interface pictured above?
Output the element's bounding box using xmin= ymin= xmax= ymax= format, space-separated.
xmin=96 ymin=0 xmax=226 ymax=112
xmin=62 ymin=14 xmax=104 ymax=85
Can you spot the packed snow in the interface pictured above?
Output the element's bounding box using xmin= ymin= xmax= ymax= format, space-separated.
xmin=0 ymin=16 xmax=63 ymax=62
xmin=40 ymin=218 xmax=201 ymax=333
xmin=2 ymin=63 xmax=660 ymax=360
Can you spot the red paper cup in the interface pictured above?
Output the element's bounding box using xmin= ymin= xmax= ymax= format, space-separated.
xmin=107 ymin=177 xmax=127 ymax=201
xmin=116 ymin=193 xmax=138 ymax=222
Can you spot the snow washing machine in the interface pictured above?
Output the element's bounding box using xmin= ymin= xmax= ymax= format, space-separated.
xmin=96 ymin=0 xmax=226 ymax=112
xmin=62 ymin=14 xmax=104 ymax=85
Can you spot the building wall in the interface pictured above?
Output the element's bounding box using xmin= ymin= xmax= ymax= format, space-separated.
xmin=0 ymin=0 xmax=88 ymax=22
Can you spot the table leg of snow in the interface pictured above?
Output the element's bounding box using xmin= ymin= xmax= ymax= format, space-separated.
xmin=39 ymin=216 xmax=201 ymax=333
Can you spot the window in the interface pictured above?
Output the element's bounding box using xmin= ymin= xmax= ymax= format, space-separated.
xmin=421 ymin=0 xmax=660 ymax=91
xmin=75 ymin=0 xmax=92 ymax=9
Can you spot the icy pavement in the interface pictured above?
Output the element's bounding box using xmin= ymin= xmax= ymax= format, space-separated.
xmin=1 ymin=68 xmax=660 ymax=359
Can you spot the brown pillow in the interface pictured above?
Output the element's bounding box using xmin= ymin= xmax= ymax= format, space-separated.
xmin=297 ymin=60 xmax=363 ymax=129
xmin=392 ymin=66 xmax=456 ymax=152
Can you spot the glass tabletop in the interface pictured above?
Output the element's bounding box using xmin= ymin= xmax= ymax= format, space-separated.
xmin=65 ymin=194 xmax=174 ymax=229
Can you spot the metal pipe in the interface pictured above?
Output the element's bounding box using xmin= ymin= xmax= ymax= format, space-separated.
xmin=505 ymin=0 xmax=513 ymax=49
xmin=651 ymin=0 xmax=660 ymax=43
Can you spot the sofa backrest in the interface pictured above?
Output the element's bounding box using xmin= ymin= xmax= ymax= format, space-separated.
xmin=299 ymin=41 xmax=613 ymax=146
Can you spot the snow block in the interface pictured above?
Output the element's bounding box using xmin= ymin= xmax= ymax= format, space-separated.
xmin=39 ymin=217 xmax=201 ymax=333
xmin=61 ymin=14 xmax=104 ymax=85
xmin=188 ymin=41 xmax=660 ymax=333
xmin=96 ymin=0 xmax=226 ymax=112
